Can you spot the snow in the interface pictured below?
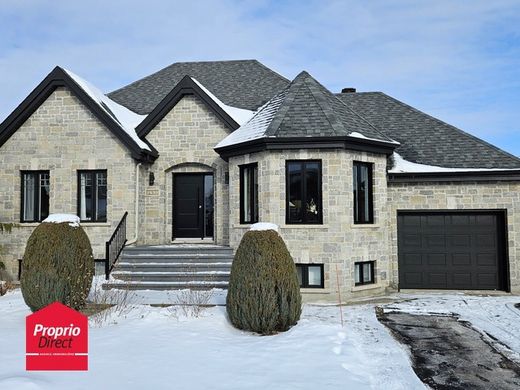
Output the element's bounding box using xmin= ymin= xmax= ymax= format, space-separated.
xmin=191 ymin=78 xmax=255 ymax=126
xmin=249 ymin=222 xmax=279 ymax=232
xmin=390 ymin=152 xmax=520 ymax=173
xmin=349 ymin=131 xmax=399 ymax=144
xmin=0 ymin=287 xmax=425 ymax=389
xmin=215 ymin=88 xmax=288 ymax=148
xmin=64 ymin=69 xmax=150 ymax=151
xmin=42 ymin=214 xmax=80 ymax=227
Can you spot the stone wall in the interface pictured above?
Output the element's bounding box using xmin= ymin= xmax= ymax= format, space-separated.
xmin=141 ymin=95 xmax=230 ymax=245
xmin=387 ymin=181 xmax=520 ymax=293
xmin=229 ymin=149 xmax=391 ymax=301
xmin=0 ymin=87 xmax=137 ymax=278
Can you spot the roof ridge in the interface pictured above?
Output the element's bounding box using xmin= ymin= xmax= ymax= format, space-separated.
xmin=303 ymin=77 xmax=345 ymax=136
xmin=252 ymin=59 xmax=291 ymax=83
xmin=264 ymin=80 xmax=299 ymax=136
xmin=378 ymin=92 xmax=520 ymax=163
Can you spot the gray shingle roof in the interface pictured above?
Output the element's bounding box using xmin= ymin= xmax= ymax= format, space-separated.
xmin=337 ymin=92 xmax=520 ymax=169
xmin=107 ymin=60 xmax=289 ymax=114
xmin=218 ymin=71 xmax=395 ymax=148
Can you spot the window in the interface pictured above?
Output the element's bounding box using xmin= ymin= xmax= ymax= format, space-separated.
xmin=78 ymin=170 xmax=107 ymax=222
xmin=355 ymin=261 xmax=375 ymax=286
xmin=296 ymin=264 xmax=324 ymax=288
xmin=353 ymin=161 xmax=373 ymax=224
xmin=21 ymin=171 xmax=50 ymax=222
xmin=286 ymin=160 xmax=322 ymax=224
xmin=239 ymin=163 xmax=258 ymax=224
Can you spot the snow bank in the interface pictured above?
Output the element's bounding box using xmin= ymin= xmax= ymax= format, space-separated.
xmin=249 ymin=222 xmax=279 ymax=232
xmin=43 ymin=214 xmax=80 ymax=227
xmin=64 ymin=69 xmax=150 ymax=151
xmin=349 ymin=131 xmax=399 ymax=144
xmin=390 ymin=152 xmax=520 ymax=173
xmin=191 ymin=78 xmax=255 ymax=125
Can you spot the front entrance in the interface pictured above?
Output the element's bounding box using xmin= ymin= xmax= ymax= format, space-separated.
xmin=173 ymin=173 xmax=214 ymax=239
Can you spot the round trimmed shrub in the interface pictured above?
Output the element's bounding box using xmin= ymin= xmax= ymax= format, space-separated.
xmin=226 ymin=229 xmax=301 ymax=334
xmin=21 ymin=222 xmax=94 ymax=312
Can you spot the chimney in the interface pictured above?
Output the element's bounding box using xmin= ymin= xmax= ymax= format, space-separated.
xmin=341 ymin=87 xmax=356 ymax=93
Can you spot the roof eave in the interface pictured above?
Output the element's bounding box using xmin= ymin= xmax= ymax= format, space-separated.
xmin=388 ymin=170 xmax=520 ymax=183
xmin=215 ymin=135 xmax=398 ymax=160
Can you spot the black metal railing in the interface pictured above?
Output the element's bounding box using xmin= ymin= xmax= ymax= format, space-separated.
xmin=105 ymin=212 xmax=128 ymax=280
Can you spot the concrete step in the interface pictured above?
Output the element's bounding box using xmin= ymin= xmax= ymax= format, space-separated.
xmin=102 ymin=281 xmax=229 ymax=290
xmin=112 ymin=271 xmax=230 ymax=283
xmin=123 ymin=245 xmax=233 ymax=255
xmin=120 ymin=255 xmax=234 ymax=264
xmin=115 ymin=262 xmax=232 ymax=273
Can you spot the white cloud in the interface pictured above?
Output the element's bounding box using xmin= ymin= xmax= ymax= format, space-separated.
xmin=0 ymin=0 xmax=519 ymax=155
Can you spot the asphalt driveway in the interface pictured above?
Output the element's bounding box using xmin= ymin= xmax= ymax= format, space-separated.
xmin=377 ymin=295 xmax=520 ymax=390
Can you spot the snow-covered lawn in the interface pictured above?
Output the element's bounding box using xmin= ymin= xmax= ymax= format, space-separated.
xmin=0 ymin=288 xmax=423 ymax=390
xmin=2 ymin=288 xmax=519 ymax=390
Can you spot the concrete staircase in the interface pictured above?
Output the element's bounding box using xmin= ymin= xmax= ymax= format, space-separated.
xmin=103 ymin=245 xmax=233 ymax=290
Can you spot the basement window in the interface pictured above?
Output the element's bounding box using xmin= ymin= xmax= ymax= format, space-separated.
xmin=296 ymin=264 xmax=324 ymax=288
xmin=354 ymin=261 xmax=375 ymax=286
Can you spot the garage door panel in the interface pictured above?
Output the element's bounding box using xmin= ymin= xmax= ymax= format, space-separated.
xmin=427 ymin=254 xmax=446 ymax=265
xmin=452 ymin=254 xmax=471 ymax=265
xmin=398 ymin=211 xmax=506 ymax=290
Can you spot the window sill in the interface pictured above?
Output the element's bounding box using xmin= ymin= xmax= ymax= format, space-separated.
xmin=350 ymin=224 xmax=381 ymax=229
xmin=80 ymin=222 xmax=111 ymax=227
xmin=18 ymin=222 xmax=41 ymax=227
xmin=301 ymin=288 xmax=330 ymax=294
xmin=351 ymin=283 xmax=383 ymax=292
xmin=281 ymin=224 xmax=329 ymax=229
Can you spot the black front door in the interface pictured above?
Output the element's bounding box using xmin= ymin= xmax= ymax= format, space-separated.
xmin=173 ymin=173 xmax=214 ymax=239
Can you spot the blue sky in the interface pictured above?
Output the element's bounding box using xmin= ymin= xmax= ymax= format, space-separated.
xmin=1 ymin=0 xmax=519 ymax=157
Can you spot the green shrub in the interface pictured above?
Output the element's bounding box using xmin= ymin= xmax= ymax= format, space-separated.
xmin=226 ymin=229 xmax=301 ymax=335
xmin=21 ymin=222 xmax=94 ymax=312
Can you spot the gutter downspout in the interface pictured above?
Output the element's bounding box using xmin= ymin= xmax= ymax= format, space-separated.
xmin=126 ymin=162 xmax=141 ymax=245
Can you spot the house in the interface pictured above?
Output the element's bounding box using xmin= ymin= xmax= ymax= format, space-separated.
xmin=0 ymin=59 xmax=519 ymax=301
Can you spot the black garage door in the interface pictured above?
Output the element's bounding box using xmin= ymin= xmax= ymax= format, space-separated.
xmin=397 ymin=211 xmax=507 ymax=290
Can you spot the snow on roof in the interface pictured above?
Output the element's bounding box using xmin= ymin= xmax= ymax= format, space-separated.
xmin=191 ymin=78 xmax=255 ymax=126
xmin=64 ymin=69 xmax=150 ymax=151
xmin=43 ymin=214 xmax=80 ymax=227
xmin=390 ymin=152 xmax=520 ymax=173
xmin=249 ymin=222 xmax=279 ymax=232
xmin=215 ymin=88 xmax=287 ymax=148
xmin=349 ymin=131 xmax=399 ymax=145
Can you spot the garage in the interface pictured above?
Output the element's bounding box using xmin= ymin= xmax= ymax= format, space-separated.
xmin=397 ymin=211 xmax=508 ymax=290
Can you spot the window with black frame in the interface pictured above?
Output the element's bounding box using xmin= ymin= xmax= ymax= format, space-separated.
xmin=296 ymin=264 xmax=324 ymax=288
xmin=21 ymin=171 xmax=50 ymax=222
xmin=353 ymin=161 xmax=373 ymax=224
xmin=286 ymin=160 xmax=322 ymax=224
xmin=354 ymin=261 xmax=375 ymax=286
xmin=78 ymin=170 xmax=107 ymax=222
xmin=239 ymin=163 xmax=258 ymax=224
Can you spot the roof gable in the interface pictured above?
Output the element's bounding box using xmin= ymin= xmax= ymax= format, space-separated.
xmin=0 ymin=67 xmax=157 ymax=162
xmin=108 ymin=60 xmax=289 ymax=114
xmin=136 ymin=75 xmax=250 ymax=138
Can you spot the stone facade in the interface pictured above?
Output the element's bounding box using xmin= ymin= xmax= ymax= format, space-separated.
xmin=0 ymin=87 xmax=137 ymax=278
xmin=387 ymin=181 xmax=520 ymax=293
xmin=1 ymin=85 xmax=519 ymax=301
xmin=140 ymin=95 xmax=230 ymax=245
xmin=228 ymin=149 xmax=390 ymax=301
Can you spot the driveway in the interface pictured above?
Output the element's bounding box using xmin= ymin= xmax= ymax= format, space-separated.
xmin=377 ymin=294 xmax=520 ymax=390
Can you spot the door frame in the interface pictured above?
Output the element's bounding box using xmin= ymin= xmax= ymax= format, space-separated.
xmin=396 ymin=209 xmax=509 ymax=292
xmin=172 ymin=172 xmax=215 ymax=240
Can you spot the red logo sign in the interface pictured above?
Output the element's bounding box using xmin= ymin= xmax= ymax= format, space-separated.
xmin=26 ymin=302 xmax=88 ymax=371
